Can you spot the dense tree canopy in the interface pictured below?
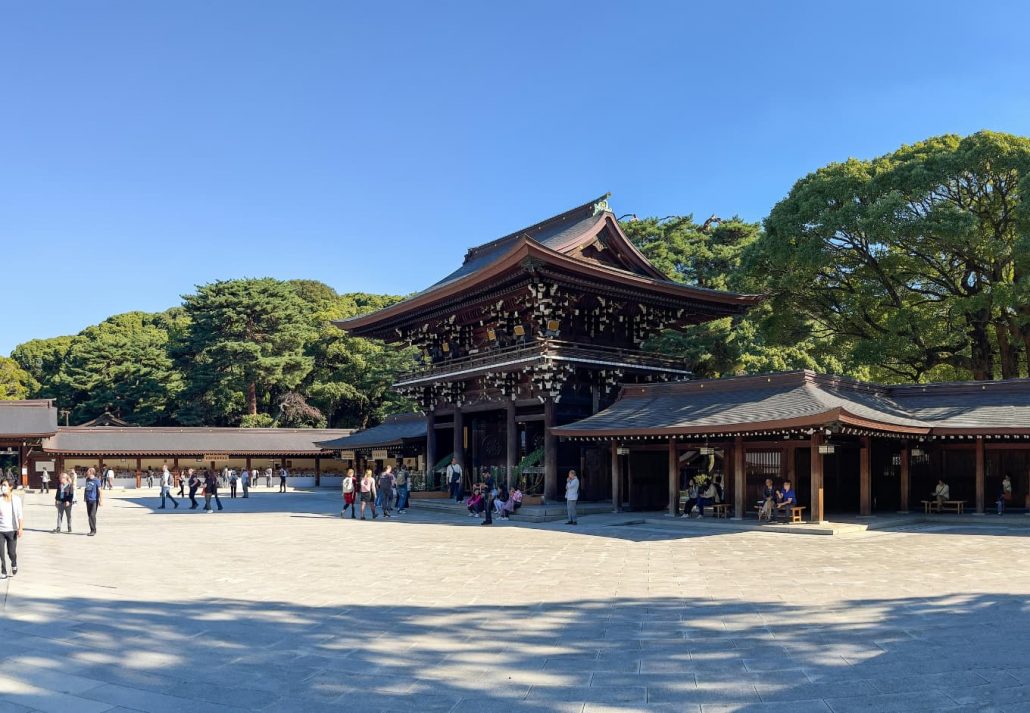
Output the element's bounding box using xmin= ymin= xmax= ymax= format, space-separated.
xmin=0 ymin=357 xmax=31 ymax=400
xmin=9 ymin=279 xmax=415 ymax=427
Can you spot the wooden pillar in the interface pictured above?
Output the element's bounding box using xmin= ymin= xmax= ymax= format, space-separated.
xmin=975 ymin=436 xmax=985 ymax=514
xmin=315 ymin=456 xmax=321 ymax=487
xmin=19 ymin=444 xmax=27 ymax=487
xmin=785 ymin=445 xmax=796 ymax=481
xmin=810 ymin=432 xmax=824 ymax=523
xmin=667 ymin=438 xmax=678 ymax=516
xmin=135 ymin=457 xmax=142 ymax=488
xmin=859 ymin=436 xmax=872 ymax=516
xmin=543 ymin=398 xmax=558 ymax=502
xmin=733 ymin=435 xmax=745 ymax=520
xmin=425 ymin=409 xmax=437 ymax=489
xmin=611 ymin=441 xmax=622 ymax=512
xmin=452 ymin=408 xmax=465 ymax=489
xmin=506 ymin=400 xmax=518 ymax=490
xmin=899 ymin=444 xmax=910 ymax=512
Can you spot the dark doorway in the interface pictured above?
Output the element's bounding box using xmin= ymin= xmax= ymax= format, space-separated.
xmin=629 ymin=451 xmax=667 ymax=511
xmin=823 ymin=447 xmax=860 ymax=514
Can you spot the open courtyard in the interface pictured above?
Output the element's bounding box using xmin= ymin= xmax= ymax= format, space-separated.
xmin=0 ymin=492 xmax=1028 ymax=712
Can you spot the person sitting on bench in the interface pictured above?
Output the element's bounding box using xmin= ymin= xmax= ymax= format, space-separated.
xmin=932 ymin=479 xmax=950 ymax=509
xmin=695 ymin=475 xmax=724 ymax=519
xmin=773 ymin=480 xmax=797 ymax=519
xmin=758 ymin=478 xmax=777 ymax=521
xmin=681 ymin=477 xmax=699 ymax=517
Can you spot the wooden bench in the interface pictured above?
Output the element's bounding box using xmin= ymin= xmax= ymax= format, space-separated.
xmin=710 ymin=503 xmax=732 ymax=518
xmin=755 ymin=503 xmax=806 ymax=523
xmin=922 ymin=499 xmax=966 ymax=514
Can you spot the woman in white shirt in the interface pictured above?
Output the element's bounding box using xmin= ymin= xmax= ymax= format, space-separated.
xmin=0 ymin=479 xmax=24 ymax=577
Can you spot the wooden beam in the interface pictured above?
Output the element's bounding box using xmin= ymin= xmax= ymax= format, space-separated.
xmin=859 ymin=436 xmax=871 ymax=516
xmin=733 ymin=435 xmax=744 ymax=521
xmin=506 ymin=400 xmax=518 ymax=490
xmin=425 ymin=409 xmax=437 ymax=488
xmin=810 ymin=432 xmax=824 ymax=523
xmin=668 ymin=438 xmax=678 ymax=517
xmin=975 ymin=436 xmax=985 ymax=514
xmin=611 ymin=441 xmax=622 ymax=512
xmin=899 ymin=444 xmax=910 ymax=512
xmin=544 ymin=398 xmax=558 ymax=502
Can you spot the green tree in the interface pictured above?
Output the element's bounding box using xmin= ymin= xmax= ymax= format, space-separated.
xmin=176 ymin=278 xmax=316 ymax=425
xmin=52 ymin=312 xmax=182 ymax=424
xmin=10 ymin=335 xmax=74 ymax=398
xmin=757 ymin=130 xmax=1030 ymax=381
xmin=0 ymin=357 xmax=32 ymax=400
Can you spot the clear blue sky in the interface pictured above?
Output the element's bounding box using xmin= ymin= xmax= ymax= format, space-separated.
xmin=3 ymin=1 xmax=1029 ymax=355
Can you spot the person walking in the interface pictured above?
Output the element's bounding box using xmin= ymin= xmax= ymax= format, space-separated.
xmin=40 ymin=468 xmax=51 ymax=495
xmin=265 ymin=467 xmax=272 ymax=488
xmin=204 ymin=470 xmax=223 ymax=512
xmin=83 ymin=468 xmax=102 ymax=536
xmin=229 ymin=470 xmax=239 ymax=499
xmin=278 ymin=466 xmax=288 ymax=493
xmin=241 ymin=469 xmax=250 ymax=498
xmin=378 ymin=466 xmax=396 ymax=518
xmin=394 ymin=463 xmax=409 ymax=513
xmin=0 ymin=480 xmax=24 ymax=578
xmin=565 ymin=469 xmax=580 ymax=525
xmin=446 ymin=457 xmax=463 ymax=502
xmin=359 ymin=469 xmax=377 ymax=520
xmin=53 ymin=472 xmax=74 ymax=533
xmin=341 ymin=468 xmax=357 ymax=518
xmin=146 ymin=467 xmax=155 ymax=489
xmin=177 ymin=470 xmax=186 ymax=498
xmin=159 ymin=466 xmax=179 ymax=510
xmin=187 ymin=469 xmax=200 ymax=509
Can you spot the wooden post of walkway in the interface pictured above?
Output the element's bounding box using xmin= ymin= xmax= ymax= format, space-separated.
xmin=611 ymin=441 xmax=622 ymax=512
xmin=506 ymin=400 xmax=518 ymax=490
xmin=810 ymin=432 xmax=824 ymax=523
xmin=733 ymin=435 xmax=744 ymax=520
xmin=975 ymin=436 xmax=985 ymax=514
xmin=859 ymin=436 xmax=871 ymax=516
xmin=425 ymin=409 xmax=436 ymax=490
xmin=135 ymin=457 xmax=142 ymax=488
xmin=452 ymin=407 xmax=465 ymax=492
xmin=899 ymin=444 xmax=910 ymax=512
xmin=668 ymin=438 xmax=678 ymax=516
xmin=544 ymin=398 xmax=558 ymax=503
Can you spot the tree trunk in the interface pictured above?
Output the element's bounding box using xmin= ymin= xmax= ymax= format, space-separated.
xmin=996 ymin=319 xmax=1020 ymax=380
xmin=968 ymin=312 xmax=994 ymax=380
xmin=247 ymin=382 xmax=258 ymax=415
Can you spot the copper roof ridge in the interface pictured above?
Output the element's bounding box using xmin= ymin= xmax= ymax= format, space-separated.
xmin=462 ymin=193 xmax=611 ymax=260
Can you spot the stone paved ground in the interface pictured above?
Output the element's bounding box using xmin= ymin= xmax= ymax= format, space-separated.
xmin=2 ymin=490 xmax=1030 ymax=712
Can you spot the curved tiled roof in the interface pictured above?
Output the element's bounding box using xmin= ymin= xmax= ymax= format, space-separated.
xmin=553 ymin=371 xmax=1030 ymax=437
xmin=315 ymin=414 xmax=426 ymax=450
xmin=0 ymin=400 xmax=58 ymax=438
xmin=43 ymin=426 xmax=354 ymax=455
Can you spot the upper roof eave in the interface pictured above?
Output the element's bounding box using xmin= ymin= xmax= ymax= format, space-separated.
xmin=337 ymin=238 xmax=763 ymax=336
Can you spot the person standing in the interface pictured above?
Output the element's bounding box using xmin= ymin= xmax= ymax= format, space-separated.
xmin=229 ymin=470 xmax=238 ymax=499
xmin=394 ymin=463 xmax=409 ymax=514
xmin=265 ymin=467 xmax=272 ymax=488
xmin=446 ymin=457 xmax=463 ymax=502
xmin=481 ymin=469 xmax=496 ymax=526
xmin=177 ymin=470 xmax=186 ymax=498
xmin=105 ymin=465 xmax=115 ymax=491
xmin=565 ymin=469 xmax=580 ymax=525
xmin=146 ymin=467 xmax=155 ymax=489
xmin=40 ymin=468 xmax=51 ymax=495
xmin=53 ymin=473 xmax=74 ymax=533
xmin=83 ymin=468 xmax=102 ymax=536
xmin=341 ymin=468 xmax=357 ymax=518
xmin=0 ymin=480 xmax=24 ymax=578
xmin=278 ymin=466 xmax=288 ymax=493
xmin=997 ymin=473 xmax=1013 ymax=515
xmin=378 ymin=466 xmax=396 ymax=519
xmin=204 ymin=470 xmax=223 ymax=512
xmin=187 ymin=469 xmax=200 ymax=509
xmin=159 ymin=466 xmax=179 ymax=509
xmin=359 ymin=469 xmax=377 ymax=520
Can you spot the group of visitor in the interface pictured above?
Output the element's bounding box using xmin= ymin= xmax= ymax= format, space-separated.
xmin=679 ymin=475 xmax=727 ymax=518
xmin=756 ymin=478 xmax=799 ymax=521
xmin=48 ymin=467 xmax=102 ymax=537
xmin=340 ymin=463 xmax=411 ymax=520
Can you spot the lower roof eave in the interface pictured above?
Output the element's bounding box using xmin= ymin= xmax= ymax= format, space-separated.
xmin=43 ymin=450 xmax=336 ymax=457
xmin=930 ymin=427 xmax=1030 ymax=437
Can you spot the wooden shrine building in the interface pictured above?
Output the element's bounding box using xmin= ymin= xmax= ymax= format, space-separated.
xmin=337 ymin=194 xmax=761 ymax=500
xmin=553 ymin=370 xmax=1030 ymax=521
